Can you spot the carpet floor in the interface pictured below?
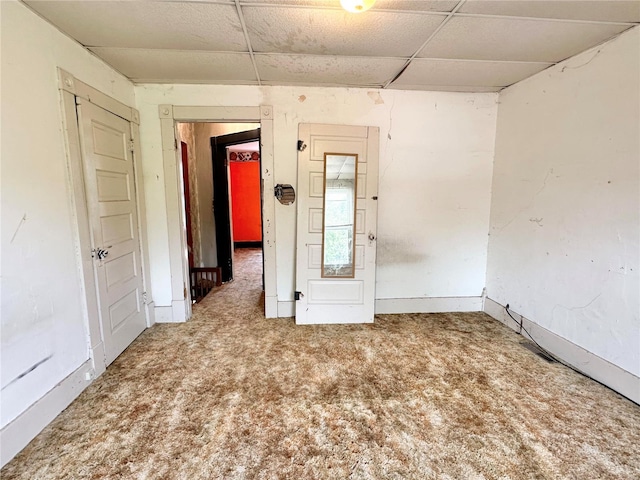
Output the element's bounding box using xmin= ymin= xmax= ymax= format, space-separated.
xmin=2 ymin=249 xmax=639 ymax=479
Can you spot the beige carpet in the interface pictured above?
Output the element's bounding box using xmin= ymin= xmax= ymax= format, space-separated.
xmin=3 ymin=249 xmax=639 ymax=479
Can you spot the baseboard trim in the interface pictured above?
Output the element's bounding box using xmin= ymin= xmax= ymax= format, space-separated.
xmin=171 ymin=299 xmax=188 ymax=323
xmin=279 ymin=297 xmax=484 ymax=318
xmin=90 ymin=342 xmax=106 ymax=377
xmin=484 ymin=297 xmax=640 ymax=404
xmin=278 ymin=300 xmax=295 ymax=318
xmin=265 ymin=296 xmax=278 ymax=319
xmin=375 ymin=296 xmax=483 ymax=314
xmin=234 ymin=241 xmax=262 ymax=249
xmin=154 ymin=305 xmax=173 ymax=323
xmin=0 ymin=360 xmax=94 ymax=468
xmin=154 ymin=301 xmax=188 ymax=323
xmin=145 ymin=300 xmax=156 ymax=327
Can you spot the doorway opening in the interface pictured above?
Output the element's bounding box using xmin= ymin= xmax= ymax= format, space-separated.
xmin=176 ymin=122 xmax=263 ymax=304
xmin=159 ymin=105 xmax=276 ymax=320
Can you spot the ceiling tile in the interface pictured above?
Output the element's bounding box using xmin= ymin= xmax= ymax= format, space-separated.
xmin=369 ymin=0 xmax=460 ymax=12
xmin=25 ymin=1 xmax=247 ymax=51
xmin=419 ymin=16 xmax=630 ymax=62
xmin=458 ymin=1 xmax=640 ymax=23
xmin=243 ymin=0 xmax=459 ymax=12
xmin=255 ymin=54 xmax=406 ymax=86
xmin=387 ymin=84 xmax=503 ymax=92
xmin=243 ymin=6 xmax=445 ymax=56
xmin=88 ymin=48 xmax=257 ymax=84
xmin=393 ymin=58 xmax=551 ymax=87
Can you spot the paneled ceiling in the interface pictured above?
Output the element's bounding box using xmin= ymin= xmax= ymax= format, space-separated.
xmin=24 ymin=0 xmax=640 ymax=92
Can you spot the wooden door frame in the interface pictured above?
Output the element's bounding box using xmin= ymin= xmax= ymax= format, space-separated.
xmin=159 ymin=106 xmax=278 ymax=319
xmin=211 ymin=128 xmax=261 ymax=283
xmin=58 ymin=68 xmax=154 ymax=378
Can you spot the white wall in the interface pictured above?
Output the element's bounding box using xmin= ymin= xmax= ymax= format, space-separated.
xmin=0 ymin=0 xmax=135 ymax=430
xmin=486 ymin=27 xmax=640 ymax=378
xmin=136 ymin=85 xmax=498 ymax=311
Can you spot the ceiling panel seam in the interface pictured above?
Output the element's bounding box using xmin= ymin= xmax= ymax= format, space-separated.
xmin=454 ymin=12 xmax=639 ymax=27
xmin=85 ymin=47 xmax=257 ymax=55
xmin=415 ymin=57 xmax=554 ymax=66
xmin=383 ymin=0 xmax=468 ymax=89
xmin=238 ymin=4 xmax=451 ymax=17
xmin=253 ymin=52 xmax=411 ymax=60
xmin=234 ymin=0 xmax=261 ymax=85
xmin=546 ymin=28 xmax=635 ymax=69
xmin=171 ymin=0 xmax=234 ymax=4
xmin=233 ymin=3 xmax=639 ymax=26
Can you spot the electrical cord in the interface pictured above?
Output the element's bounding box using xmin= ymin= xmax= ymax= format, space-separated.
xmin=503 ymin=304 xmax=614 ymax=392
xmin=505 ymin=304 xmax=557 ymax=361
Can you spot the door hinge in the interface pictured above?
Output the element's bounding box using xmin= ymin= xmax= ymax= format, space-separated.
xmin=294 ymin=291 xmax=304 ymax=300
xmin=129 ymin=139 xmax=135 ymax=152
xmin=175 ymin=138 xmax=178 ymax=150
xmin=297 ymin=140 xmax=307 ymax=152
xmin=142 ymin=291 xmax=148 ymax=304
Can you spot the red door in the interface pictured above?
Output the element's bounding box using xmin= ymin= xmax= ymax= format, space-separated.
xmin=181 ymin=142 xmax=194 ymax=268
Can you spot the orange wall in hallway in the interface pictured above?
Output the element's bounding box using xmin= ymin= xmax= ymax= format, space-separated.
xmin=229 ymin=161 xmax=262 ymax=242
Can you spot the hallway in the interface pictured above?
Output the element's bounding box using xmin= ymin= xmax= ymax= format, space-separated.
xmin=2 ymin=250 xmax=640 ymax=479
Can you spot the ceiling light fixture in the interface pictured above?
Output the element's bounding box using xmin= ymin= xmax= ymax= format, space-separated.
xmin=340 ymin=0 xmax=376 ymax=14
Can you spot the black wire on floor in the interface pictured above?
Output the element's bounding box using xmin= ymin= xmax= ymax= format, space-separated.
xmin=502 ymin=304 xmax=627 ymax=399
xmin=505 ymin=305 xmax=555 ymax=360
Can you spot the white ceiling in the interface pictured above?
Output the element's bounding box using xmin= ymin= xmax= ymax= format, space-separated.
xmin=24 ymin=0 xmax=639 ymax=92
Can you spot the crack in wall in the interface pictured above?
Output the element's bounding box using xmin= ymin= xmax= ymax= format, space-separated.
xmin=10 ymin=214 xmax=27 ymax=244
xmin=380 ymin=96 xmax=396 ymax=184
xmin=494 ymin=168 xmax=554 ymax=233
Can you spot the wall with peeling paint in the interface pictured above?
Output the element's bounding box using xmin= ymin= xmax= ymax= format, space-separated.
xmin=486 ymin=27 xmax=640 ymax=377
xmin=176 ymin=123 xmax=201 ymax=267
xmin=0 ymin=1 xmax=136 ymax=427
xmin=136 ymin=85 xmax=498 ymax=310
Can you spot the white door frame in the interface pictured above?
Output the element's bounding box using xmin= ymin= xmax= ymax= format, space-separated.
xmin=158 ymin=105 xmax=278 ymax=319
xmin=58 ymin=68 xmax=154 ymax=377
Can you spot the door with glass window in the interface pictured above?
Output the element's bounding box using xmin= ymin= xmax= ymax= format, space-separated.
xmin=295 ymin=124 xmax=379 ymax=324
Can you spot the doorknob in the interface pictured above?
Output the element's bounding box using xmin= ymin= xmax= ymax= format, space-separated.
xmin=92 ymin=246 xmax=112 ymax=260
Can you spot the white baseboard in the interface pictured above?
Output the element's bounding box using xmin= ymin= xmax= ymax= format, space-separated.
xmin=154 ymin=305 xmax=174 ymax=323
xmin=266 ymin=296 xmax=278 ymax=319
xmin=90 ymin=341 xmax=106 ymax=377
xmin=145 ymin=301 xmax=156 ymax=327
xmin=172 ymin=299 xmax=188 ymax=322
xmin=278 ymin=297 xmax=483 ymax=318
xmin=484 ymin=297 xmax=640 ymax=404
xmin=277 ymin=300 xmax=295 ymax=318
xmin=154 ymin=301 xmax=188 ymax=323
xmin=375 ymin=296 xmax=483 ymax=314
xmin=0 ymin=360 xmax=95 ymax=468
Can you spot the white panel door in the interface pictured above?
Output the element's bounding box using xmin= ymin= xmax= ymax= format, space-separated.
xmin=295 ymin=124 xmax=379 ymax=324
xmin=77 ymin=100 xmax=146 ymax=365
